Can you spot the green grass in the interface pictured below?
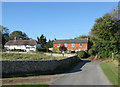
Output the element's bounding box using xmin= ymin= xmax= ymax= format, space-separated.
xmin=1 ymin=52 xmax=66 ymax=60
xmin=100 ymin=62 xmax=119 ymax=85
xmin=1 ymin=84 xmax=48 ymax=87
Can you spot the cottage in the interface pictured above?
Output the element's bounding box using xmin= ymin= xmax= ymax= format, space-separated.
xmin=4 ymin=40 xmax=42 ymax=52
xmin=53 ymin=38 xmax=88 ymax=52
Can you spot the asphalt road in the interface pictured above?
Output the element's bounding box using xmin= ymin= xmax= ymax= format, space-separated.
xmin=52 ymin=60 xmax=112 ymax=85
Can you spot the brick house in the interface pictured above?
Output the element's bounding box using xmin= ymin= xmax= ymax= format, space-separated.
xmin=53 ymin=38 xmax=88 ymax=52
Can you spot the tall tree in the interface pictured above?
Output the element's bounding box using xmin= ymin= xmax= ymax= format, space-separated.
xmin=75 ymin=35 xmax=88 ymax=39
xmin=46 ymin=39 xmax=54 ymax=48
xmin=90 ymin=9 xmax=120 ymax=58
xmin=37 ymin=34 xmax=47 ymax=48
xmin=0 ymin=25 xmax=9 ymax=48
xmin=9 ymin=31 xmax=29 ymax=40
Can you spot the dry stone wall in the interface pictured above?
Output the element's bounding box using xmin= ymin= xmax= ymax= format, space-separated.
xmin=2 ymin=56 xmax=80 ymax=74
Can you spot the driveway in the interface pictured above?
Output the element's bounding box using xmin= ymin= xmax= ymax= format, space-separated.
xmin=52 ymin=60 xmax=112 ymax=85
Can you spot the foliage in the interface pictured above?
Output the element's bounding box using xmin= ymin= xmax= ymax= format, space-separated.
xmin=53 ymin=48 xmax=60 ymax=52
xmin=37 ymin=34 xmax=47 ymax=48
xmin=0 ymin=25 xmax=9 ymax=48
xmin=11 ymin=48 xmax=25 ymax=52
xmin=9 ymin=31 xmax=29 ymax=40
xmin=38 ymin=48 xmax=48 ymax=52
xmin=88 ymin=49 xmax=94 ymax=55
xmin=75 ymin=35 xmax=88 ymax=39
xmin=89 ymin=8 xmax=120 ymax=58
xmin=46 ymin=39 xmax=54 ymax=48
xmin=36 ymin=48 xmax=39 ymax=52
xmin=59 ymin=45 xmax=67 ymax=52
xmin=77 ymin=51 xmax=86 ymax=58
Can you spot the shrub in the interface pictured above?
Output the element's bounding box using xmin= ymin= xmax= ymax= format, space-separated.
xmin=53 ymin=48 xmax=61 ymax=53
xmin=59 ymin=45 xmax=67 ymax=52
xmin=2 ymin=49 xmax=6 ymax=52
xmin=38 ymin=48 xmax=47 ymax=52
xmin=36 ymin=49 xmax=39 ymax=52
xmin=88 ymin=49 xmax=94 ymax=55
xmin=77 ymin=51 xmax=86 ymax=58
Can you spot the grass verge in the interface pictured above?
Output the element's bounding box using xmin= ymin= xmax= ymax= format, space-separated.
xmin=1 ymin=84 xmax=48 ymax=87
xmin=100 ymin=62 xmax=118 ymax=85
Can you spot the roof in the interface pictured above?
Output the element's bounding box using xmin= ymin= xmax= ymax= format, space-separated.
xmin=5 ymin=40 xmax=37 ymax=46
xmin=53 ymin=38 xmax=88 ymax=44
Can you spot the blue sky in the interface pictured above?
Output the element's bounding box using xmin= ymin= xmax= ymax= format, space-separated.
xmin=2 ymin=2 xmax=118 ymax=41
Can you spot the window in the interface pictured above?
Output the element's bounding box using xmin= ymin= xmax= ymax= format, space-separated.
xmin=57 ymin=44 xmax=60 ymax=47
xmin=72 ymin=43 xmax=75 ymax=47
xmin=80 ymin=43 xmax=82 ymax=47
xmin=64 ymin=43 xmax=67 ymax=47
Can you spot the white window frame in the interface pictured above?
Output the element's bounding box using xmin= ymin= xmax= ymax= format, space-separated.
xmin=72 ymin=43 xmax=75 ymax=47
xmin=80 ymin=43 xmax=82 ymax=47
xmin=57 ymin=44 xmax=60 ymax=47
xmin=64 ymin=43 xmax=67 ymax=47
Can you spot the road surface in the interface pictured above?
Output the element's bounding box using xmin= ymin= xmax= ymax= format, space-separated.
xmin=52 ymin=60 xmax=112 ymax=85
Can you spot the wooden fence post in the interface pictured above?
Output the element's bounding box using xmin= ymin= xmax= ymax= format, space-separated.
xmin=112 ymin=53 xmax=114 ymax=61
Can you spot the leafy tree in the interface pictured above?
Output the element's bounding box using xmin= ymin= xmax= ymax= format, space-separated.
xmin=59 ymin=45 xmax=67 ymax=52
xmin=9 ymin=31 xmax=29 ymax=40
xmin=0 ymin=25 xmax=9 ymax=48
xmin=46 ymin=39 xmax=54 ymax=48
xmin=75 ymin=35 xmax=88 ymax=39
xmin=90 ymin=8 xmax=120 ymax=58
xmin=37 ymin=34 xmax=47 ymax=48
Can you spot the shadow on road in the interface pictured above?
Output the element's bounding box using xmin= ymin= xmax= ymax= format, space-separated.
xmin=64 ymin=60 xmax=91 ymax=74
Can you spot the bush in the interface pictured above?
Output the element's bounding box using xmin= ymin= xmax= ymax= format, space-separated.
xmin=59 ymin=46 xmax=67 ymax=52
xmin=53 ymin=48 xmax=61 ymax=53
xmin=2 ymin=49 xmax=6 ymax=52
xmin=36 ymin=49 xmax=39 ymax=52
xmin=88 ymin=49 xmax=94 ymax=55
xmin=38 ymin=48 xmax=48 ymax=52
xmin=77 ymin=51 xmax=86 ymax=58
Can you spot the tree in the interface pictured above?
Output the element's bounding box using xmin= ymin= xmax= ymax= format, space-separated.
xmin=0 ymin=25 xmax=9 ymax=48
xmin=9 ymin=31 xmax=29 ymax=40
xmin=75 ymin=35 xmax=88 ymax=39
xmin=46 ymin=39 xmax=54 ymax=48
xmin=90 ymin=8 xmax=120 ymax=58
xmin=37 ymin=34 xmax=47 ymax=48
xmin=59 ymin=45 xmax=67 ymax=52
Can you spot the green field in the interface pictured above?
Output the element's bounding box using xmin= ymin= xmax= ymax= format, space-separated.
xmin=100 ymin=62 xmax=119 ymax=85
xmin=1 ymin=52 xmax=66 ymax=60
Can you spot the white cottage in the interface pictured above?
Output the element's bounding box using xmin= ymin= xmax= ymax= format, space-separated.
xmin=4 ymin=40 xmax=42 ymax=52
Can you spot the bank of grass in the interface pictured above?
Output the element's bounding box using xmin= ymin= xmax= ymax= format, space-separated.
xmin=100 ymin=62 xmax=119 ymax=85
xmin=1 ymin=52 xmax=66 ymax=60
xmin=2 ymin=84 xmax=48 ymax=87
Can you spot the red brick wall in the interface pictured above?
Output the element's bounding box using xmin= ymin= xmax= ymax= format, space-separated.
xmin=53 ymin=43 xmax=87 ymax=50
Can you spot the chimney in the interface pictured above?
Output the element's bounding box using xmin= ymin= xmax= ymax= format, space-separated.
xmin=14 ymin=37 xmax=17 ymax=40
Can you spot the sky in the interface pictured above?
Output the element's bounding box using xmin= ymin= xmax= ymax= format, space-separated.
xmin=2 ymin=2 xmax=118 ymax=41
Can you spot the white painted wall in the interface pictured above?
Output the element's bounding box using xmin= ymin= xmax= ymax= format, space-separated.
xmin=4 ymin=44 xmax=42 ymax=52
